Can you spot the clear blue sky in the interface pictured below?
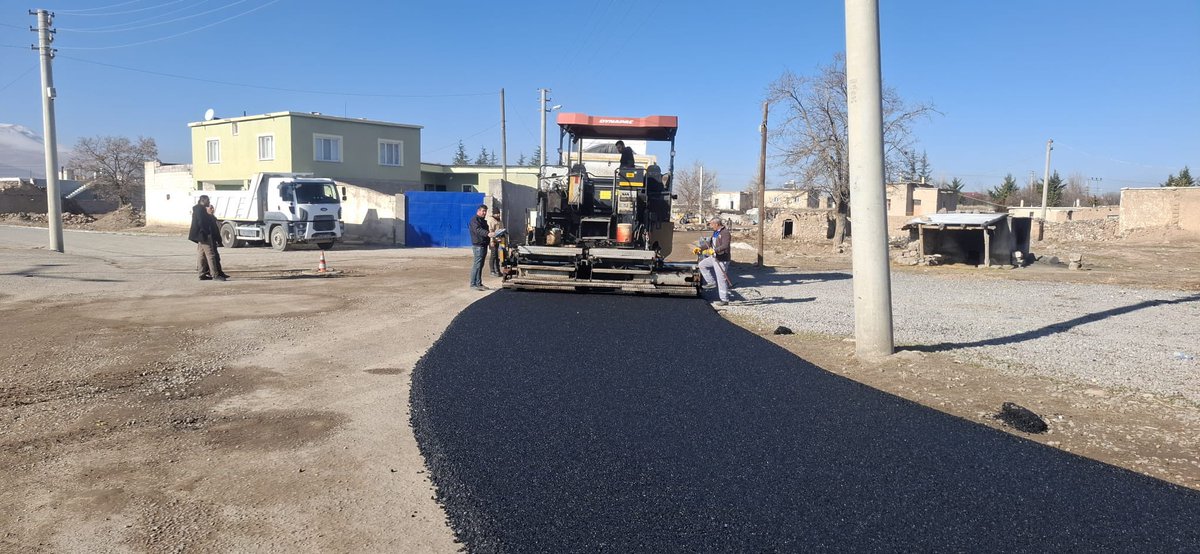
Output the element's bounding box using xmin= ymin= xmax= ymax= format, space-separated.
xmin=2 ymin=0 xmax=1197 ymax=193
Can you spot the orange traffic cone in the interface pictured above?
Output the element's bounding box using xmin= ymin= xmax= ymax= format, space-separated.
xmin=317 ymin=251 xmax=328 ymax=273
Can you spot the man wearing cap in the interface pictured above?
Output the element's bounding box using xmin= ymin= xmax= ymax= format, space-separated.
xmin=699 ymin=216 xmax=732 ymax=305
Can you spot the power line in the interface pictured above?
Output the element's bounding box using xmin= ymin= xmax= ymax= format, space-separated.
xmin=0 ymin=64 xmax=37 ymax=93
xmin=57 ymin=54 xmax=495 ymax=98
xmin=51 ymin=0 xmax=191 ymax=17
xmin=426 ymin=123 xmax=501 ymax=155
xmin=58 ymin=0 xmax=255 ymax=33
xmin=55 ymin=0 xmax=282 ymax=50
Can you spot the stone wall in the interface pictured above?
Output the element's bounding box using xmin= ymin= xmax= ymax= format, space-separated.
xmin=0 ymin=179 xmax=47 ymax=214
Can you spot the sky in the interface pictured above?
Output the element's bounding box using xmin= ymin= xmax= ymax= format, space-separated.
xmin=1 ymin=0 xmax=1197 ymax=194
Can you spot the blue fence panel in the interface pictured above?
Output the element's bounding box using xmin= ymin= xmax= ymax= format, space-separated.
xmin=405 ymin=192 xmax=486 ymax=247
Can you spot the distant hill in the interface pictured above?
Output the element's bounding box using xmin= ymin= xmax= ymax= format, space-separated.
xmin=0 ymin=123 xmax=71 ymax=179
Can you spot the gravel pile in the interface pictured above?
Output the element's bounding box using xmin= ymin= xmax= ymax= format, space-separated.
xmin=725 ymin=268 xmax=1200 ymax=403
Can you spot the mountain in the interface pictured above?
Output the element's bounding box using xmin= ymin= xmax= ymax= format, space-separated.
xmin=0 ymin=123 xmax=57 ymax=179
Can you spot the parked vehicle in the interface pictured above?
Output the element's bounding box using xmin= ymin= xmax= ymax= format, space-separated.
xmin=207 ymin=173 xmax=345 ymax=251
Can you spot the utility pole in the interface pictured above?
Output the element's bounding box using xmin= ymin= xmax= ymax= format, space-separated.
xmin=539 ymin=88 xmax=549 ymax=168
xmin=32 ymin=9 xmax=63 ymax=253
xmin=1037 ymin=138 xmax=1053 ymax=241
xmin=845 ymin=0 xmax=894 ymax=358
xmin=698 ymin=164 xmax=704 ymax=224
xmin=756 ymin=101 xmax=768 ymax=266
xmin=500 ymin=88 xmax=507 ymax=182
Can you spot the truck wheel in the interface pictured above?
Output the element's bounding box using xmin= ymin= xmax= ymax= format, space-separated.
xmin=317 ymin=241 xmax=334 ymax=251
xmin=220 ymin=222 xmax=243 ymax=249
xmin=270 ymin=225 xmax=290 ymax=252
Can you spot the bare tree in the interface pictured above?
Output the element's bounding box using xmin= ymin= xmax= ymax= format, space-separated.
xmin=767 ymin=53 xmax=937 ymax=243
xmin=673 ymin=161 xmax=718 ymax=220
xmin=742 ymin=176 xmax=762 ymax=210
xmin=67 ymin=136 xmax=157 ymax=207
xmin=1062 ymin=172 xmax=1091 ymax=207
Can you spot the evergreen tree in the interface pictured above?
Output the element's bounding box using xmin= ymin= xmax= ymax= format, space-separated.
xmin=988 ymin=173 xmax=1019 ymax=204
xmin=451 ymin=141 xmax=470 ymax=166
xmin=530 ymin=146 xmax=543 ymax=167
xmin=917 ymin=150 xmax=932 ymax=183
xmin=488 ymin=151 xmax=499 ymax=166
xmin=942 ymin=177 xmax=965 ymax=192
xmin=1035 ymin=171 xmax=1066 ymax=206
xmin=516 ymin=153 xmax=527 ymax=166
xmin=903 ymin=150 xmax=919 ymax=181
xmin=1163 ymin=166 xmax=1195 ymax=187
xmin=474 ymin=147 xmax=490 ymax=166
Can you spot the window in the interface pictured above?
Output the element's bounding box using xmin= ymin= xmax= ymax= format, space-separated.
xmin=231 ymin=122 xmax=239 ymax=136
xmin=378 ymin=139 xmax=403 ymax=166
xmin=258 ymin=135 xmax=275 ymax=161
xmin=462 ymin=185 xmax=473 ymax=192
xmin=206 ymin=139 xmax=220 ymax=164
xmin=314 ymin=134 xmax=342 ymax=162
xmin=424 ymin=184 xmax=447 ymax=191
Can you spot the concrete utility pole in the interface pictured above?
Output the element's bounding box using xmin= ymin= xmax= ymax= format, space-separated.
xmin=32 ymin=9 xmax=63 ymax=253
xmin=1038 ymin=138 xmax=1053 ymax=241
xmin=698 ymin=164 xmax=704 ymax=223
xmin=756 ymin=101 xmax=768 ymax=266
xmin=500 ymin=88 xmax=507 ymax=182
xmin=539 ymin=88 xmax=549 ymax=168
xmin=845 ymin=0 xmax=894 ymax=358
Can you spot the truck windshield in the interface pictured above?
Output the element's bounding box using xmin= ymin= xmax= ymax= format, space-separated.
xmin=293 ymin=183 xmax=339 ymax=204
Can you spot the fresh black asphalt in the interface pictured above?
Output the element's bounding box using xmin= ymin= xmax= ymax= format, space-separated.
xmin=410 ymin=291 xmax=1200 ymax=552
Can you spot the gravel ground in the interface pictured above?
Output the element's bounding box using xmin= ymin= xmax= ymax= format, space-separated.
xmin=724 ymin=268 xmax=1200 ymax=403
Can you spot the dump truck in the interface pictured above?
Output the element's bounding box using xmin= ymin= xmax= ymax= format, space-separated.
xmin=502 ymin=113 xmax=699 ymax=296
xmin=207 ymin=173 xmax=345 ymax=251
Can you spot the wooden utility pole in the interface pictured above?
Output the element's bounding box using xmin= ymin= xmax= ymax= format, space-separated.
xmin=756 ymin=101 xmax=768 ymax=266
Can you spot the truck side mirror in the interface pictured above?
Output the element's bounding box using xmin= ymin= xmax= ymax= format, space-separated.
xmin=340 ymin=186 xmax=347 ymax=201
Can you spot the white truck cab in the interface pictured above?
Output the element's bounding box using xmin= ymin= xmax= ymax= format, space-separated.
xmin=209 ymin=173 xmax=345 ymax=251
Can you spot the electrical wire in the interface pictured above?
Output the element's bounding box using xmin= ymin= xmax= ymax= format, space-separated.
xmin=57 ymin=54 xmax=495 ymax=98
xmin=426 ymin=123 xmax=501 ymax=155
xmin=50 ymin=0 xmax=193 ymax=17
xmin=55 ymin=1 xmax=212 ymax=33
xmin=58 ymin=0 xmax=255 ymax=33
xmin=55 ymin=0 xmax=282 ymax=50
xmin=0 ymin=64 xmax=37 ymax=93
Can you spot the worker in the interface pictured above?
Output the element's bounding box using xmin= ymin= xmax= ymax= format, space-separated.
xmin=615 ymin=140 xmax=635 ymax=168
xmin=698 ymin=216 xmax=732 ymax=305
xmin=469 ymin=204 xmax=493 ymax=291
xmin=488 ymin=210 xmax=504 ymax=277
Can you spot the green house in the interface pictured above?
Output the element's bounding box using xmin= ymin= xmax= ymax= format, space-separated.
xmin=188 ymin=111 xmax=423 ymax=193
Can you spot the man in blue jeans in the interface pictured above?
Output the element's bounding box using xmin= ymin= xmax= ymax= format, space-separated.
xmin=469 ymin=204 xmax=493 ymax=290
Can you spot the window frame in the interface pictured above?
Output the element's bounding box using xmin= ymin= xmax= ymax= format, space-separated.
xmin=378 ymin=139 xmax=404 ymax=167
xmin=313 ymin=133 xmax=343 ymax=163
xmin=206 ymin=138 xmax=221 ymax=164
xmin=257 ymin=134 xmax=275 ymax=161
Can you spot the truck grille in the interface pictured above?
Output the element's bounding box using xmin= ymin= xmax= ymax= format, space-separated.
xmin=313 ymin=215 xmax=336 ymax=231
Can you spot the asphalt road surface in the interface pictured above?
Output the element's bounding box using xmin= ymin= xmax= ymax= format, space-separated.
xmin=411 ymin=291 xmax=1200 ymax=552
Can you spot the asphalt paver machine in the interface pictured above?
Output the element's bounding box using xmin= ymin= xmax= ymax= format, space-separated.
xmin=502 ymin=113 xmax=699 ymax=296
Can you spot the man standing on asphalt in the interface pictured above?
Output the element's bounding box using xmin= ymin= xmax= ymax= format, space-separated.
xmin=698 ymin=216 xmax=731 ymax=305
xmin=469 ymin=204 xmax=493 ymax=290
xmin=188 ymin=195 xmax=227 ymax=281
xmin=488 ymin=210 xmax=504 ymax=277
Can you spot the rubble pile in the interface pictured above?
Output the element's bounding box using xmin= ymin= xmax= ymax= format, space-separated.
xmin=1045 ymin=218 xmax=1120 ymax=243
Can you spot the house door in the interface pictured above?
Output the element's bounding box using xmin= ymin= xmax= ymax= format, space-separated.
xmin=404 ymin=191 xmax=486 ymax=247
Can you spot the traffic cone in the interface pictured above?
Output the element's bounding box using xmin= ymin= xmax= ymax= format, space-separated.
xmin=317 ymin=251 xmax=328 ymax=273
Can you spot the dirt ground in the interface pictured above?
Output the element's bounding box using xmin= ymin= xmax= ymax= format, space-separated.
xmin=0 ymin=225 xmax=475 ymax=552
xmin=2 ymin=217 xmax=1197 ymax=552
xmin=718 ymin=221 xmax=1200 ymax=491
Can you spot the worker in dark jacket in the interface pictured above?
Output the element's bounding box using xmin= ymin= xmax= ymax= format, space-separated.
xmin=187 ymin=195 xmax=227 ymax=281
xmin=615 ymin=140 xmax=635 ymax=168
xmin=468 ymin=204 xmax=493 ymax=290
xmin=698 ymin=216 xmax=731 ymax=305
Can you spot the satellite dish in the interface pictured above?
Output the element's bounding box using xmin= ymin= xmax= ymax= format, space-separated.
xmin=203 ymin=108 xmax=216 ymax=121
